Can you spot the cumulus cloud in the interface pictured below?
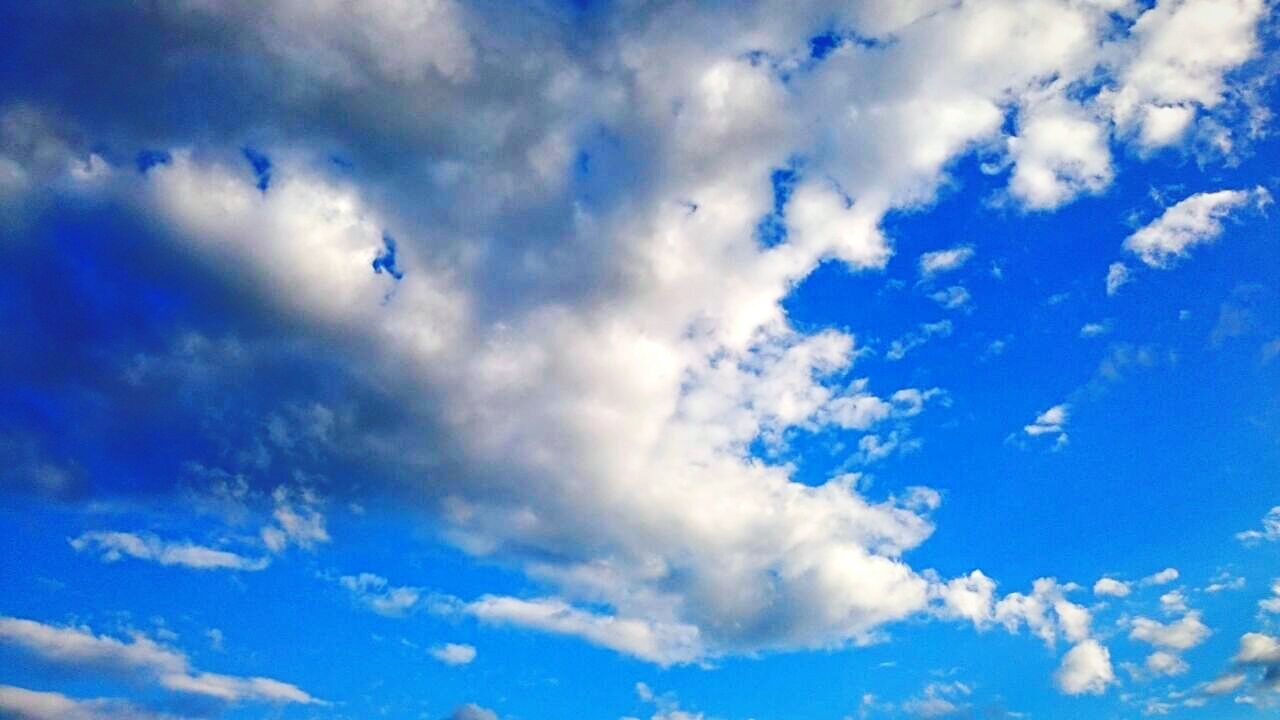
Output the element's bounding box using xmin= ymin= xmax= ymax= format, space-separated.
xmin=1129 ymin=612 xmax=1211 ymax=650
xmin=886 ymin=321 xmax=953 ymax=361
xmin=0 ymin=685 xmax=182 ymax=720
xmin=339 ymin=573 xmax=423 ymax=617
xmin=1105 ymin=262 xmax=1131 ymax=296
xmin=1143 ymin=568 xmax=1180 ymax=586
xmin=1093 ymin=577 xmax=1131 ymax=597
xmin=1055 ymin=640 xmax=1115 ymax=695
xmin=1024 ymin=404 xmax=1069 ymax=448
xmin=0 ymin=0 xmax=1271 ymax=675
xmin=918 ymin=246 xmax=974 ymax=278
xmin=1123 ymin=187 xmax=1271 ymax=268
xmin=69 ymin=531 xmax=268 ymax=571
xmin=430 ymin=643 xmax=477 ymax=666
xmin=449 ymin=703 xmax=499 ymax=720
xmin=0 ymin=617 xmax=320 ymax=706
xmin=1145 ymin=650 xmax=1189 ymax=676
xmin=1237 ymin=506 xmax=1280 ymax=545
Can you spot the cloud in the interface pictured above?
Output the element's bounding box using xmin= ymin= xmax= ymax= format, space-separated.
xmin=260 ymin=486 xmax=329 ymax=553
xmin=918 ymin=246 xmax=974 ymax=278
xmin=1105 ymin=262 xmax=1131 ymax=296
xmin=1024 ymin=404 xmax=1069 ymax=448
xmin=449 ymin=703 xmax=499 ymax=720
xmin=930 ymin=286 xmax=971 ymax=310
xmin=1145 ymin=650 xmax=1189 ymax=677
xmin=0 ymin=617 xmax=321 ymax=706
xmin=1079 ymin=321 xmax=1112 ymax=338
xmin=1123 ymin=187 xmax=1271 ymax=268
xmin=1236 ymin=506 xmax=1280 ymax=545
xmin=1093 ymin=577 xmax=1131 ymax=597
xmin=339 ymin=573 xmax=423 ymax=617
xmin=1202 ymin=672 xmax=1247 ymax=695
xmin=0 ymin=0 xmax=1271 ymax=673
xmin=1257 ymin=580 xmax=1280 ymax=614
xmin=902 ymin=681 xmax=971 ymax=718
xmin=886 ymin=320 xmax=953 ymax=361
xmin=1129 ymin=612 xmax=1211 ymax=650
xmin=69 ymin=531 xmax=269 ymax=571
xmin=465 ymin=596 xmax=702 ymax=666
xmin=1054 ymin=640 xmax=1115 ymax=695
xmin=430 ymin=643 xmax=477 ymax=666
xmin=1142 ymin=567 xmax=1180 ymax=586
xmin=0 ymin=685 xmax=183 ymax=720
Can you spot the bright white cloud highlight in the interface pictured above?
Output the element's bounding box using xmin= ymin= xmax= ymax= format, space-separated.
xmin=1055 ymin=640 xmax=1115 ymax=695
xmin=1123 ymin=187 xmax=1271 ymax=267
xmin=69 ymin=531 xmax=268 ymax=572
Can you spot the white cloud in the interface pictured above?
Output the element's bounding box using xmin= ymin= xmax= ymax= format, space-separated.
xmin=1130 ymin=612 xmax=1211 ymax=650
xmin=339 ymin=573 xmax=422 ymax=617
xmin=1234 ymin=632 xmax=1280 ymax=664
xmin=1093 ymin=577 xmax=1131 ymax=597
xmin=0 ymin=617 xmax=320 ymax=706
xmin=918 ymin=246 xmax=974 ymax=278
xmin=261 ymin=485 xmax=329 ymax=553
xmin=902 ymin=681 xmax=971 ymax=718
xmin=1080 ymin=321 xmax=1112 ymax=338
xmin=1159 ymin=590 xmax=1188 ymax=614
xmin=1102 ymin=0 xmax=1267 ymax=149
xmin=1055 ymin=640 xmax=1115 ymax=695
xmin=7 ymin=0 xmax=1273 ymax=671
xmin=69 ymin=531 xmax=268 ymax=572
xmin=1257 ymin=580 xmax=1280 ymax=614
xmin=430 ymin=643 xmax=477 ymax=666
xmin=1024 ymin=404 xmax=1069 ymax=447
xmin=1203 ymin=672 xmax=1246 ymax=695
xmin=1146 ymin=650 xmax=1189 ymax=676
xmin=1236 ymin=506 xmax=1280 ymax=545
xmin=1143 ymin=567 xmax=1180 ymax=586
xmin=466 ymin=596 xmax=702 ymax=666
xmin=1007 ymin=97 xmax=1111 ymax=209
xmin=449 ymin=703 xmax=499 ymax=720
xmin=930 ymin=286 xmax=971 ymax=310
xmin=0 ymin=685 xmax=180 ymax=720
xmin=1106 ymin=261 xmax=1131 ymax=296
xmin=886 ymin=320 xmax=953 ymax=361
xmin=1123 ymin=187 xmax=1271 ymax=268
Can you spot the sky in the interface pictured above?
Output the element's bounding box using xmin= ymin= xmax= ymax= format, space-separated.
xmin=0 ymin=0 xmax=1279 ymax=718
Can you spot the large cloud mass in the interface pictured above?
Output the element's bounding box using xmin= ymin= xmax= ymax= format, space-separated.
xmin=0 ymin=0 xmax=1270 ymax=666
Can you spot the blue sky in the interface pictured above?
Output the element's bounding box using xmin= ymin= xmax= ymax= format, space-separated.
xmin=1 ymin=1 xmax=1279 ymax=719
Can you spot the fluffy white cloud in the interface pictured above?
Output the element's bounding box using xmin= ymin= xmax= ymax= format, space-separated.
xmin=1106 ymin=262 xmax=1131 ymax=296
xmin=260 ymin=486 xmax=329 ymax=553
xmin=1146 ymin=650 xmax=1189 ymax=676
xmin=339 ymin=573 xmax=423 ymax=617
xmin=1007 ymin=97 xmax=1111 ymax=209
xmin=1237 ymin=506 xmax=1280 ymax=545
xmin=1234 ymin=632 xmax=1280 ymax=665
xmin=0 ymin=617 xmax=320 ymax=706
xmin=1130 ymin=612 xmax=1211 ymax=650
xmin=1202 ymin=672 xmax=1247 ymax=695
xmin=449 ymin=703 xmax=499 ymax=720
xmin=430 ymin=643 xmax=477 ymax=666
xmin=1093 ymin=577 xmax=1131 ymax=597
xmin=0 ymin=685 xmax=180 ymax=720
xmin=918 ymin=246 xmax=974 ymax=278
xmin=1102 ymin=0 xmax=1267 ymax=148
xmin=1123 ymin=187 xmax=1271 ymax=267
xmin=1143 ymin=567 xmax=1180 ymax=586
xmin=4 ymin=0 xmax=1272 ymax=672
xmin=69 ymin=531 xmax=268 ymax=571
xmin=1055 ymin=640 xmax=1116 ymax=695
xmin=1258 ymin=580 xmax=1280 ymax=614
xmin=1024 ymin=404 xmax=1069 ymax=447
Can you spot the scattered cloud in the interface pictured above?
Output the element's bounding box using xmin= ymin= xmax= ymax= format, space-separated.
xmin=1237 ymin=506 xmax=1280 ymax=545
xmin=1106 ymin=262 xmax=1131 ymax=296
xmin=1123 ymin=187 xmax=1271 ymax=268
xmin=1055 ymin=640 xmax=1115 ymax=695
xmin=430 ymin=643 xmax=477 ymax=666
xmin=918 ymin=246 xmax=975 ymax=278
xmin=69 ymin=531 xmax=268 ymax=572
xmin=1094 ymin=578 xmax=1130 ymax=598
xmin=1130 ymin=612 xmax=1211 ymax=650
xmin=0 ymin=616 xmax=321 ymax=706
